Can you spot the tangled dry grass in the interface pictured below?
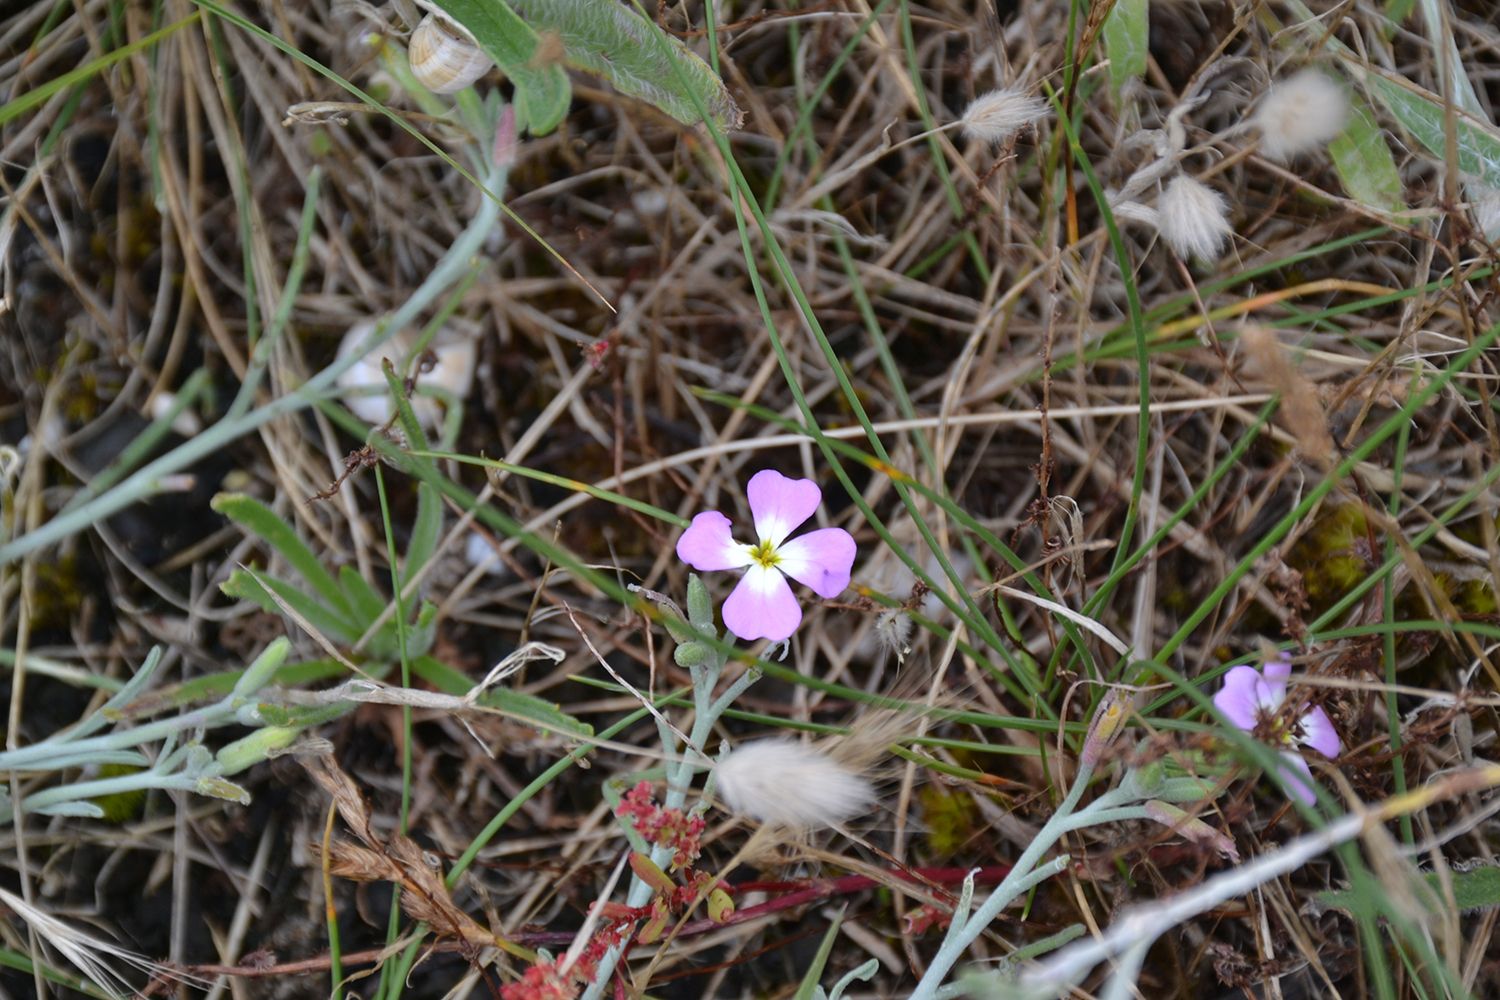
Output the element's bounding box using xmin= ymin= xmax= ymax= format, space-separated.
xmin=3 ymin=0 xmax=1500 ymax=996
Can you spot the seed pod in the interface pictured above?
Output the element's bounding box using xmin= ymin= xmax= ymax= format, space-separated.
xmin=408 ymin=14 xmax=491 ymax=94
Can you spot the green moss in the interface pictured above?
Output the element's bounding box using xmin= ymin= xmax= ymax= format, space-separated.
xmin=91 ymin=764 xmax=147 ymax=823
xmin=918 ymin=785 xmax=978 ymax=861
xmin=27 ymin=552 xmax=85 ymax=632
xmin=1286 ymin=504 xmax=1372 ymax=610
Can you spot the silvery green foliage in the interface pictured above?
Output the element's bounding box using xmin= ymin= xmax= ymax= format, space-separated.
xmin=813 ymin=958 xmax=879 ymax=1000
xmin=0 ymin=641 xmax=303 ymax=824
xmin=582 ymin=574 xmax=759 ymax=999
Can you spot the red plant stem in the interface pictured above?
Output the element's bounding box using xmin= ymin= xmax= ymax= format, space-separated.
xmin=168 ymin=864 xmax=1015 ymax=979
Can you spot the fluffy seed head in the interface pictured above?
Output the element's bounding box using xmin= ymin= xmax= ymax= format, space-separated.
xmin=1251 ymin=69 xmax=1347 ymax=161
xmin=872 ymin=610 xmax=913 ymax=662
xmin=716 ymin=739 xmax=875 ymax=829
xmin=960 ymin=87 xmax=1046 ymax=145
xmin=1158 ymin=175 xmax=1231 ymax=261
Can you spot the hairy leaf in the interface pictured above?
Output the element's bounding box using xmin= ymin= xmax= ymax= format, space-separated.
xmin=504 ymin=0 xmax=741 ymax=130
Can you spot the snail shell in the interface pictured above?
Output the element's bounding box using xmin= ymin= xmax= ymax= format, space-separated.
xmin=409 ymin=14 xmax=491 ymax=94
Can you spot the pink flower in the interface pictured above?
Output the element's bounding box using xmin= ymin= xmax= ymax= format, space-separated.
xmin=1213 ymin=655 xmax=1340 ymax=805
xmin=675 ymin=470 xmax=856 ymax=642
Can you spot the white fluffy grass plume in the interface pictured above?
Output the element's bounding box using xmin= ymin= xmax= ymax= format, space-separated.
xmin=1158 ymin=175 xmax=1231 ymax=261
xmin=1251 ymin=69 xmax=1348 ymax=160
xmin=716 ymin=738 xmax=875 ymax=829
xmin=960 ymin=87 xmax=1046 ymax=145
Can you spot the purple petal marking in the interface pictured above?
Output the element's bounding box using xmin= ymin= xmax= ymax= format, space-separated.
xmin=746 ymin=470 xmax=821 ymax=547
xmin=676 ymin=511 xmax=753 ymax=572
xmin=1274 ymin=750 xmax=1319 ymax=806
xmin=776 ymin=528 xmax=856 ymax=599
xmin=722 ymin=564 xmax=802 ymax=641
xmin=1297 ymin=705 xmax=1341 ymax=758
xmin=1213 ymin=666 xmax=1266 ymax=732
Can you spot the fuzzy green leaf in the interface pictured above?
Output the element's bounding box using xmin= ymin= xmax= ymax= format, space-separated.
xmin=1328 ymin=97 xmax=1407 ymax=213
xmin=1366 ymin=70 xmax=1500 ymax=189
xmin=503 ymin=0 xmax=741 ymax=130
xmin=686 ymin=574 xmax=714 ymax=632
xmin=428 ymin=0 xmax=571 ymax=134
xmin=1102 ymin=0 xmax=1148 ymax=96
xmin=232 ymin=637 xmax=293 ymax=701
xmin=1321 ymin=865 xmax=1500 ymax=915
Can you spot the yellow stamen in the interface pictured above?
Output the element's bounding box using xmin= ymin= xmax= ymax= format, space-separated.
xmin=748 ymin=539 xmax=780 ymax=569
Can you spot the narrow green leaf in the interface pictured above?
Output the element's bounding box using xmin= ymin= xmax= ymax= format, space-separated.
xmin=428 ymin=0 xmax=571 ymax=134
xmin=339 ymin=565 xmax=388 ymax=626
xmin=1101 ymin=0 xmax=1148 ymax=96
xmin=213 ymin=493 xmax=352 ymax=618
xmin=380 ymin=357 xmax=431 ymax=453
xmin=794 ymin=907 xmax=846 ymax=1000
xmin=503 ymin=0 xmax=741 ymax=130
xmin=1328 ymin=96 xmax=1407 ymax=213
xmin=405 ymin=481 xmax=442 ymax=579
xmin=221 ymin=567 xmax=358 ymax=645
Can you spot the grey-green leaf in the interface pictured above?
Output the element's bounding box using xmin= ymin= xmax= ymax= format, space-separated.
xmin=1365 ymin=69 xmax=1500 ymax=189
xmin=504 ymin=0 xmax=741 ymax=131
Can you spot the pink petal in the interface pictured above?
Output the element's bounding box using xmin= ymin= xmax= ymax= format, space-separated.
xmin=1213 ymin=666 xmax=1266 ymax=731
xmin=1254 ymin=675 xmax=1285 ymax=714
xmin=776 ymin=528 xmax=856 ymax=599
xmin=746 ymin=470 xmax=821 ymax=547
xmin=676 ymin=512 xmax=753 ymax=572
xmin=1263 ymin=654 xmax=1293 ymax=685
xmin=1274 ymin=750 xmax=1319 ymax=806
xmin=1297 ymin=705 xmax=1341 ymax=759
xmin=722 ymin=564 xmax=802 ymax=641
